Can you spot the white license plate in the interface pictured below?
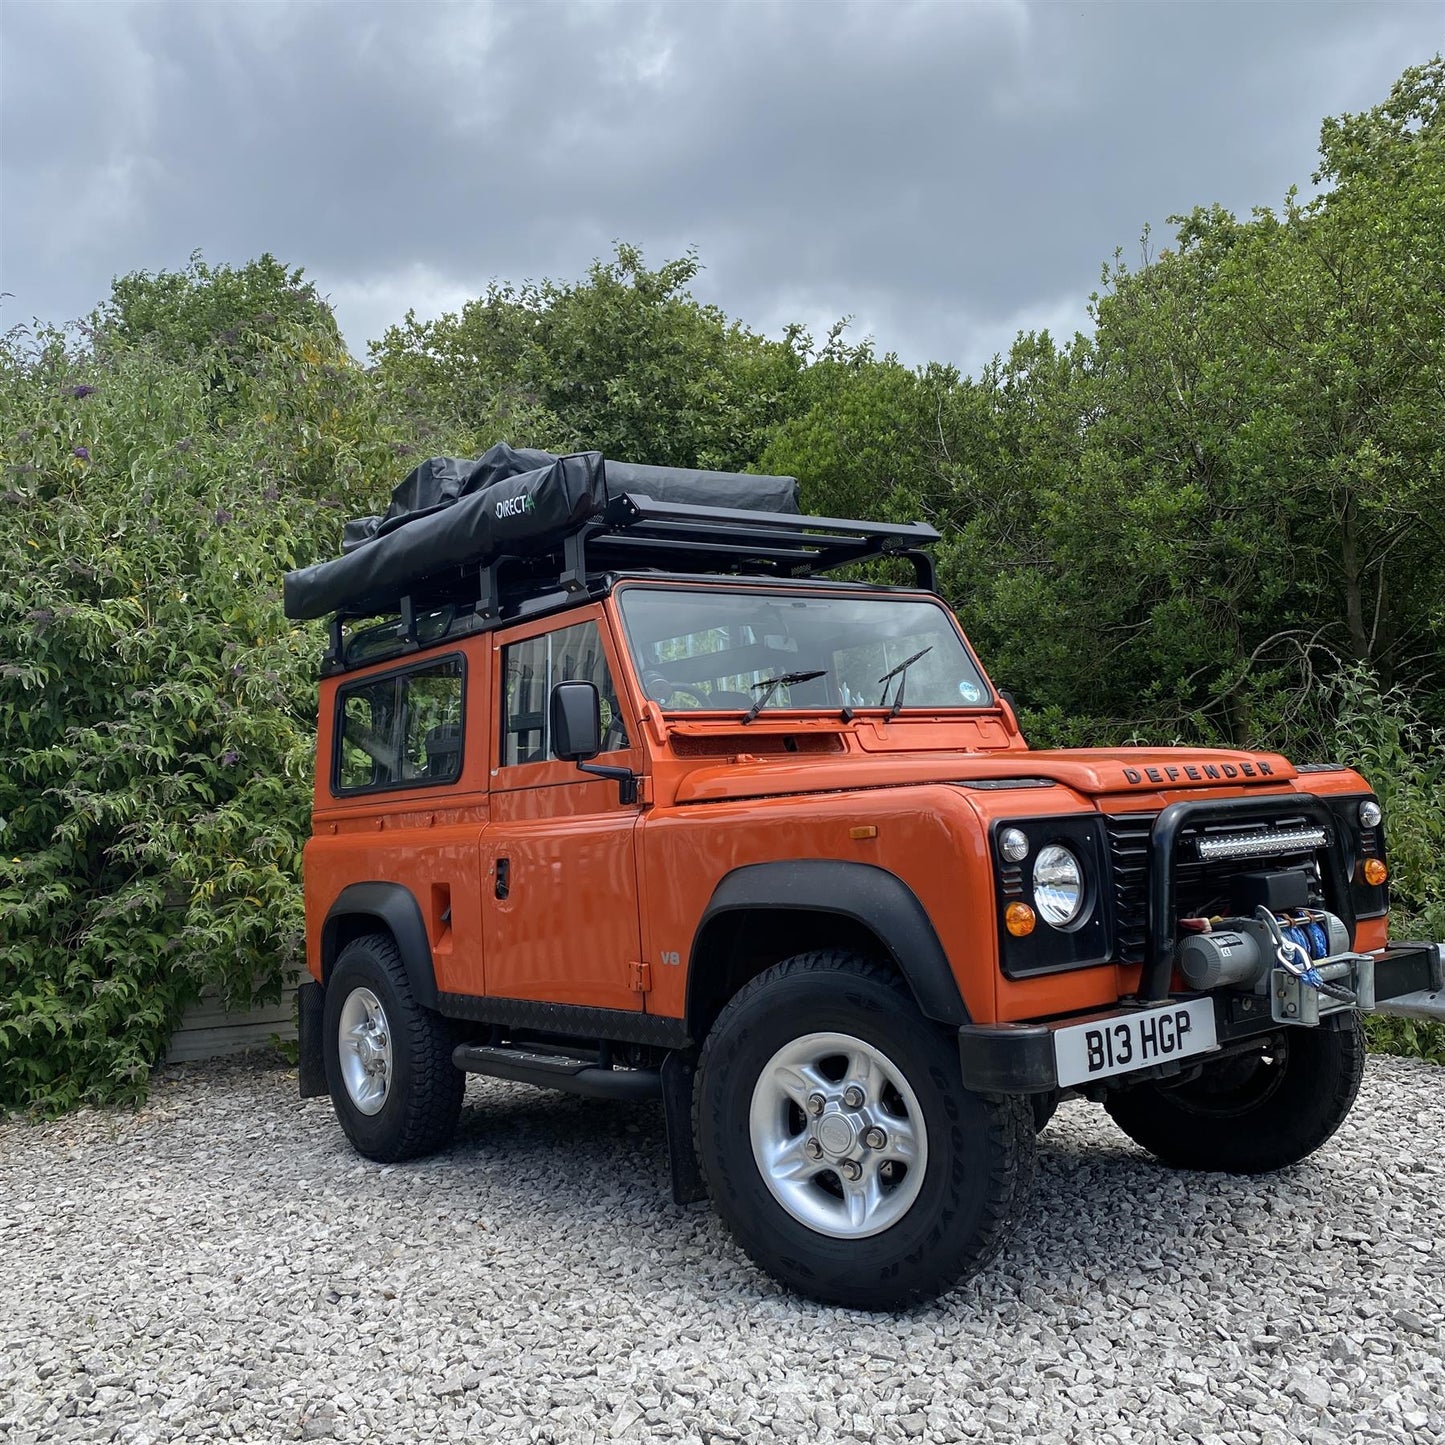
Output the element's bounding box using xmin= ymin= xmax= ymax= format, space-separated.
xmin=1053 ymin=999 xmax=1219 ymax=1088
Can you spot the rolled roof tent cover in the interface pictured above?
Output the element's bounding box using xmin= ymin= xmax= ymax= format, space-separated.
xmin=282 ymin=443 xmax=801 ymax=622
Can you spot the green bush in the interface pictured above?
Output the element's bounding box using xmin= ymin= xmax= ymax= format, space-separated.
xmin=1324 ymin=670 xmax=1445 ymax=1065
xmin=0 ymin=262 xmax=414 ymax=1112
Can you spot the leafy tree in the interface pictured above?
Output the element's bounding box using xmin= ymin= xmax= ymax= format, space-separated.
xmin=761 ymin=328 xmax=1104 ymax=721
xmin=1017 ymin=58 xmax=1445 ymax=745
xmin=99 ymin=251 xmax=344 ymax=367
xmin=5 ymin=59 xmax=1445 ymax=1112
xmin=371 ymin=244 xmax=803 ymax=472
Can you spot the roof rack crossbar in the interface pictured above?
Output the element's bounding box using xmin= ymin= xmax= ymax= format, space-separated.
xmin=606 ymin=520 xmax=907 ymax=554
xmin=585 ymin=534 xmax=833 ymax=567
xmin=576 ymin=492 xmax=942 ymax=585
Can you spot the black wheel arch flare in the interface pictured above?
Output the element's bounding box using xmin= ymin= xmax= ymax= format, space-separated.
xmin=321 ymin=881 xmax=438 ymax=1011
xmin=687 ymin=860 xmax=968 ymax=1030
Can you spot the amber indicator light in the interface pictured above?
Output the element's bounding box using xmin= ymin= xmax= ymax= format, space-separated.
xmin=1362 ymin=858 xmax=1388 ymax=887
xmin=1005 ymin=902 xmax=1037 ymax=937
xmin=849 ymin=825 xmax=878 ymax=840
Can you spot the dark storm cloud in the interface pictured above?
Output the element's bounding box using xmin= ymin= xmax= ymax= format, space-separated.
xmin=2 ymin=0 xmax=1439 ymax=372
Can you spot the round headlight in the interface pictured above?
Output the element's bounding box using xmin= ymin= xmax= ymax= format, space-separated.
xmin=999 ymin=827 xmax=1030 ymax=863
xmin=1032 ymin=844 xmax=1085 ymax=927
xmin=1359 ymin=799 xmax=1383 ymax=829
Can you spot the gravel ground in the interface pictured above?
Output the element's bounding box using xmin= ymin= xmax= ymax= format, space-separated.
xmin=1 ymin=1054 xmax=1442 ymax=1445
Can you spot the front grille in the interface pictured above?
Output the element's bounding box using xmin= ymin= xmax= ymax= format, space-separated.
xmin=1105 ymin=810 xmax=1328 ymax=965
xmin=1105 ymin=815 xmax=1153 ymax=965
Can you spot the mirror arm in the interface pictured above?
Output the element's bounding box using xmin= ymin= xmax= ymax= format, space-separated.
xmin=574 ymin=760 xmax=640 ymax=805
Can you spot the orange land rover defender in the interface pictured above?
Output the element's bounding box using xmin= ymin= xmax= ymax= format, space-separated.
xmin=286 ymin=447 xmax=1443 ymax=1310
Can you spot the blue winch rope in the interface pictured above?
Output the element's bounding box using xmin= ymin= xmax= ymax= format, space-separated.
xmin=1282 ymin=923 xmax=1313 ymax=960
xmin=1257 ymin=906 xmax=1355 ymax=1002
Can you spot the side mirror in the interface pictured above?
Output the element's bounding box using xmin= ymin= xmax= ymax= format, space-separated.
xmin=550 ymin=680 xmax=602 ymax=762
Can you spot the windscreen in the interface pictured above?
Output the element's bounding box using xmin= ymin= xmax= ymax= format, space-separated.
xmin=617 ymin=587 xmax=992 ymax=714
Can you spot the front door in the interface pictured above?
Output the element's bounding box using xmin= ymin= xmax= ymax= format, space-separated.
xmin=482 ymin=610 xmax=645 ymax=1011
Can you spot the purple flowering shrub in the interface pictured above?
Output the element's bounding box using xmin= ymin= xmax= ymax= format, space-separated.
xmin=0 ymin=278 xmax=423 ymax=1112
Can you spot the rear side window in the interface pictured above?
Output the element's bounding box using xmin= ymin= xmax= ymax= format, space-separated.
xmin=333 ymin=656 xmax=465 ymax=794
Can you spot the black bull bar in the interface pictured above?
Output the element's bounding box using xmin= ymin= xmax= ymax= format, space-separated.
xmin=1136 ymin=793 xmax=1355 ymax=1004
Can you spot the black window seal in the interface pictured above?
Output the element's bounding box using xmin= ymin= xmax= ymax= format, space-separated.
xmin=330 ymin=652 xmax=468 ymax=798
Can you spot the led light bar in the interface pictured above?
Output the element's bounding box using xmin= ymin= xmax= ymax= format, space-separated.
xmin=1196 ymin=826 xmax=1327 ymax=862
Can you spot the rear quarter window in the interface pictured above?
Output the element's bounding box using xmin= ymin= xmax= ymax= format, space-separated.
xmin=333 ymin=655 xmax=465 ymax=795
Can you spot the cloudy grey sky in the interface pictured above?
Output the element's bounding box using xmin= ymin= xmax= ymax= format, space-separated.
xmin=2 ymin=0 xmax=1441 ymax=374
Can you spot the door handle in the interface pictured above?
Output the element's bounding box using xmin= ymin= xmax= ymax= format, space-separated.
xmin=495 ymin=857 xmax=510 ymax=901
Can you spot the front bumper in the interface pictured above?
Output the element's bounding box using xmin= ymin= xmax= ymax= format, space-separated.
xmin=1372 ymin=941 xmax=1445 ymax=1023
xmin=959 ymin=941 xmax=1444 ymax=1095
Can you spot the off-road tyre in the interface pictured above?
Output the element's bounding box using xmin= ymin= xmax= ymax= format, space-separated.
xmin=1104 ymin=1017 xmax=1366 ymax=1174
xmin=323 ymin=932 xmax=464 ymax=1163
xmin=694 ymin=951 xmax=1036 ymax=1310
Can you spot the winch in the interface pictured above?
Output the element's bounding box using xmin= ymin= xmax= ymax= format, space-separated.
xmin=1176 ymin=908 xmax=1351 ymax=989
xmin=1172 ymin=870 xmax=1376 ymax=1025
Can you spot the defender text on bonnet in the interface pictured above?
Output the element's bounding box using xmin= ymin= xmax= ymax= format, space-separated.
xmin=285 ymin=444 xmax=1445 ymax=1310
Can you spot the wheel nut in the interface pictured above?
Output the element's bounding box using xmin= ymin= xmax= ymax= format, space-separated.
xmin=862 ymin=1126 xmax=887 ymax=1150
xmin=805 ymin=1138 xmax=823 ymax=1159
xmin=842 ymin=1086 xmax=865 ymax=1109
xmin=840 ymin=1159 xmax=862 ymax=1181
xmin=807 ymin=1092 xmax=826 ymax=1117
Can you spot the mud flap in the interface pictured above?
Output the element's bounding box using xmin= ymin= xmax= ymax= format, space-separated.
xmin=661 ymin=1051 xmax=706 ymax=1205
xmin=297 ymin=981 xmax=327 ymax=1099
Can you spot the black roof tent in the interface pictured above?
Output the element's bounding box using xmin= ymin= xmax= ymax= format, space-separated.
xmin=281 ymin=444 xmax=941 ymax=667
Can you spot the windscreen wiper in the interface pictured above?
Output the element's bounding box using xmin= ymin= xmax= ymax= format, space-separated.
xmin=742 ymin=669 xmax=828 ymax=724
xmin=878 ymin=646 xmax=933 ymax=718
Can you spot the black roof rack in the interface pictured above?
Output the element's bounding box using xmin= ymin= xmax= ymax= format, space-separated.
xmin=325 ymin=494 xmax=941 ymax=670
xmin=585 ymin=492 xmax=937 ymax=582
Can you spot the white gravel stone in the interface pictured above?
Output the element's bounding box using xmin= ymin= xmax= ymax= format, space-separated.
xmin=0 ymin=1054 xmax=1442 ymax=1444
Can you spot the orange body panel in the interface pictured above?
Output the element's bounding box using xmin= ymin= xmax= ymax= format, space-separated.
xmin=639 ymin=784 xmax=1000 ymax=1022
xmin=305 ymin=643 xmax=492 ymax=995
xmin=302 ymin=580 xmax=1395 ymax=1033
xmin=485 ymin=776 xmax=643 ymax=1009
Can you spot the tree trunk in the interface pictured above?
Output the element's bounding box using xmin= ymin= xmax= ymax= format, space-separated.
xmin=1340 ymin=496 xmax=1370 ymax=662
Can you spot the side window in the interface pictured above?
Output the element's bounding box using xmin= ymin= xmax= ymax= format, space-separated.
xmin=334 ymin=657 xmax=464 ymax=793
xmin=502 ymin=621 xmax=629 ymax=767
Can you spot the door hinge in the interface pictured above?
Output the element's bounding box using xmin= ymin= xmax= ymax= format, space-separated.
xmin=630 ymin=961 xmax=653 ymax=993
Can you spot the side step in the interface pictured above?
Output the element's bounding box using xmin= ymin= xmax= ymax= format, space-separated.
xmin=452 ymin=1043 xmax=662 ymax=1101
